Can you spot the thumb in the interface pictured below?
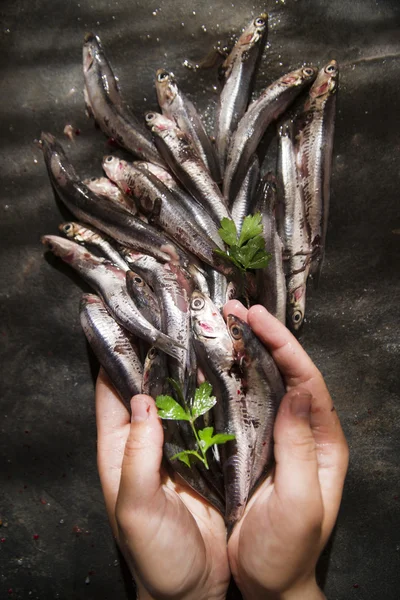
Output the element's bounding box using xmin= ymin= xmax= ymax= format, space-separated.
xmin=273 ymin=389 xmax=322 ymax=512
xmin=117 ymin=394 xmax=164 ymax=513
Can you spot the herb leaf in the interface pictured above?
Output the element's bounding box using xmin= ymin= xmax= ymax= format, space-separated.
xmin=198 ymin=427 xmax=236 ymax=452
xmin=155 ymin=395 xmax=190 ymax=421
xmin=171 ymin=450 xmax=203 ymax=467
xmin=216 ymin=213 xmax=270 ymax=273
xmin=191 ymin=382 xmax=217 ymax=420
xmin=238 ymin=213 xmax=263 ymax=247
xmin=218 ymin=217 xmax=238 ymax=246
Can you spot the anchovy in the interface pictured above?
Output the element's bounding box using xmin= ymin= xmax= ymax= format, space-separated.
xmin=215 ymin=13 xmax=268 ymax=174
xmin=294 ymin=60 xmax=339 ymax=284
xmin=223 ymin=66 xmax=317 ymax=202
xmin=125 ymin=270 xmax=161 ymax=330
xmin=59 ymin=221 xmax=130 ymax=271
xmin=230 ymin=155 xmax=260 ymax=233
xmin=226 ymin=314 xmax=285 ymax=492
xmin=155 ymin=69 xmax=221 ymax=182
xmin=255 ymin=173 xmax=286 ymax=324
xmin=144 ymin=112 xmax=231 ymax=225
xmin=80 ymin=293 xmax=143 ymax=407
xmin=102 ymin=156 xmax=222 ymax=268
xmin=42 ymin=235 xmax=184 ymax=359
xmin=40 ymin=132 xmax=188 ymax=265
xmin=83 ymin=176 xmax=138 ymax=214
xmin=129 ymin=254 xmax=191 ymax=392
xmin=134 ymin=161 xmax=224 ymax=249
xmin=278 ymin=125 xmax=311 ymax=330
xmin=190 ymin=291 xmax=254 ymax=530
xmin=82 ymin=33 xmax=163 ymax=165
xmin=141 ymin=346 xmax=168 ymax=398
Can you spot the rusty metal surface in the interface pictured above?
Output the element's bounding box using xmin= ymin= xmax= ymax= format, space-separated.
xmin=1 ymin=0 xmax=399 ymax=598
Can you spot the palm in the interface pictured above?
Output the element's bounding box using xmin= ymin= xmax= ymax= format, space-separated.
xmin=96 ymin=369 xmax=230 ymax=600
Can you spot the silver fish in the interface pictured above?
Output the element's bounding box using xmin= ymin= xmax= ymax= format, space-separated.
xmin=155 ymin=69 xmax=221 ymax=182
xmin=80 ymin=293 xmax=143 ymax=407
xmin=226 ymin=314 xmax=285 ymax=492
xmin=141 ymin=346 xmax=168 ymax=398
xmin=125 ymin=270 xmax=161 ymax=330
xmin=215 ymin=13 xmax=268 ymax=174
xmin=144 ymin=112 xmax=231 ymax=226
xmin=83 ymin=176 xmax=138 ymax=214
xmin=134 ymin=161 xmax=224 ymax=249
xmin=278 ymin=125 xmax=311 ymax=330
xmin=82 ymin=33 xmax=163 ymax=165
xmin=223 ymin=66 xmax=317 ymax=202
xmin=190 ymin=291 xmax=254 ymax=530
xmin=59 ymin=221 xmax=130 ymax=271
xmin=102 ymin=156 xmax=222 ymax=268
xmin=130 ymin=254 xmax=191 ymax=393
xmin=230 ymin=155 xmax=260 ymax=233
xmin=40 ymin=132 xmax=188 ymax=265
xmin=255 ymin=173 xmax=286 ymax=324
xmin=42 ymin=235 xmax=184 ymax=359
xmin=294 ymin=60 xmax=339 ymax=284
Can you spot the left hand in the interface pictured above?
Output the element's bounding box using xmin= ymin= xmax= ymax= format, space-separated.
xmin=95 ymin=368 xmax=230 ymax=600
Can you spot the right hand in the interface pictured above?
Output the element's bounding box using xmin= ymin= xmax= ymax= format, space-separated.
xmin=223 ymin=301 xmax=349 ymax=600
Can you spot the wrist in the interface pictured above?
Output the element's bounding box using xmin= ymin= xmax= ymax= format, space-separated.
xmin=241 ymin=577 xmax=325 ymax=600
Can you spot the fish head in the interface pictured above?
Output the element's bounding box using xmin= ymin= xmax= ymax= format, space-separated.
xmin=41 ymin=235 xmax=83 ymax=263
xmin=155 ymin=69 xmax=178 ymax=107
xmin=287 ymin=284 xmax=307 ymax=331
xmin=190 ymin=291 xmax=226 ymax=340
xmin=102 ymin=155 xmax=124 ymax=181
xmin=226 ymin=314 xmax=248 ymax=365
xmin=281 ymin=66 xmax=317 ymax=88
xmin=145 ymin=111 xmax=175 ymax=135
xmin=239 ymin=13 xmax=268 ymax=50
xmin=82 ymin=33 xmax=103 ymax=74
xmin=125 ymin=270 xmax=148 ymax=298
xmin=308 ymin=60 xmax=339 ymax=105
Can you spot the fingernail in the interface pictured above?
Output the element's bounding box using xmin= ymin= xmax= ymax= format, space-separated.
xmin=289 ymin=390 xmax=312 ymax=417
xmin=131 ymin=397 xmax=150 ymax=422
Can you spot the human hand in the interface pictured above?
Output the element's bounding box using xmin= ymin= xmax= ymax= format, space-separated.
xmin=223 ymin=301 xmax=349 ymax=600
xmin=95 ymin=368 xmax=230 ymax=600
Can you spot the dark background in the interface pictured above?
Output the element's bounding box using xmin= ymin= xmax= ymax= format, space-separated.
xmin=1 ymin=0 xmax=399 ymax=598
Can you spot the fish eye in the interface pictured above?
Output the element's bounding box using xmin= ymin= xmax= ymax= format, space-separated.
xmin=191 ymin=296 xmax=205 ymax=310
xmin=105 ymin=155 xmax=114 ymax=163
xmin=133 ymin=275 xmax=144 ymax=286
xmin=325 ymin=63 xmax=337 ymax=74
xmin=90 ymin=176 xmax=97 ymax=182
xmin=157 ymin=70 xmax=169 ymax=82
xmin=292 ymin=310 xmax=302 ymax=324
xmin=64 ymin=224 xmax=72 ymax=232
xmin=230 ymin=324 xmax=242 ymax=339
xmin=148 ymin=347 xmax=157 ymax=358
xmin=302 ymin=67 xmax=314 ymax=77
xmin=145 ymin=112 xmax=155 ymax=122
xmin=254 ymin=16 xmax=265 ymax=27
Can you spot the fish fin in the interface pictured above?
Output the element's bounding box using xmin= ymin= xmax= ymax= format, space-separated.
xmin=155 ymin=332 xmax=186 ymax=360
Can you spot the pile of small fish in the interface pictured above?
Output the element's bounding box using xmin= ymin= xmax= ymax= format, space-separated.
xmin=40 ymin=12 xmax=338 ymax=529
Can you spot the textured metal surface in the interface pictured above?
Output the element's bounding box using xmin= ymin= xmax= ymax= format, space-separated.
xmin=1 ymin=0 xmax=399 ymax=598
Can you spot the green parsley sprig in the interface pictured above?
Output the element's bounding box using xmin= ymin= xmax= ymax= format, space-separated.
xmin=214 ymin=213 xmax=271 ymax=272
xmin=156 ymin=381 xmax=235 ymax=469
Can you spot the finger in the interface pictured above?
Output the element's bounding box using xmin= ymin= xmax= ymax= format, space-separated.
xmin=96 ymin=368 xmax=131 ymax=537
xmin=247 ymin=305 xmax=320 ymax=388
xmin=273 ymin=389 xmax=323 ymax=524
xmin=310 ymin=397 xmax=349 ymax=536
xmin=223 ymin=299 xmax=248 ymax=323
xmin=116 ymin=394 xmax=164 ymax=517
